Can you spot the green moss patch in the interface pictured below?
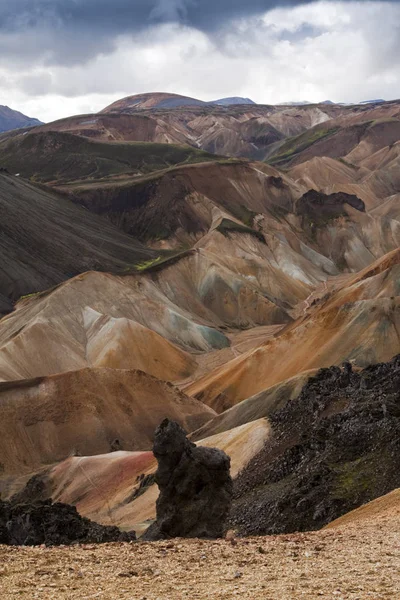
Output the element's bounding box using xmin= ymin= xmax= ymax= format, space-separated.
xmin=268 ymin=126 xmax=340 ymax=166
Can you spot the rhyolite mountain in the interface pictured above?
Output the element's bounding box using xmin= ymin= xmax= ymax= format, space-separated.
xmin=0 ymin=92 xmax=399 ymax=540
xmin=2 ymin=94 xmax=399 ymax=164
xmin=0 ymin=170 xmax=158 ymax=314
xmin=101 ymin=92 xmax=256 ymax=112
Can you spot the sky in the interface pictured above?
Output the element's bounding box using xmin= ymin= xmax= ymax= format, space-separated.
xmin=0 ymin=0 xmax=399 ymax=122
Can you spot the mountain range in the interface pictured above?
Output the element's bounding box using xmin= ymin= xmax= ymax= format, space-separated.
xmin=2 ymin=94 xmax=394 ymax=135
xmin=0 ymin=91 xmax=399 ymax=546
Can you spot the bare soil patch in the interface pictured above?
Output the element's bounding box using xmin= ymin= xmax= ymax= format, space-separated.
xmin=1 ymin=517 xmax=399 ymax=599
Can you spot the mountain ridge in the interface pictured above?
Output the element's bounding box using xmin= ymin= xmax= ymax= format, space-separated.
xmin=0 ymin=104 xmax=42 ymax=133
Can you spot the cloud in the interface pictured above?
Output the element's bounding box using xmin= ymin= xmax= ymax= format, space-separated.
xmin=0 ymin=1 xmax=399 ymax=122
xmin=1 ymin=0 xmax=396 ymax=65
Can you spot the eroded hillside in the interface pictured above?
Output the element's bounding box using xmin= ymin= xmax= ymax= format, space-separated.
xmin=0 ymin=95 xmax=399 ymax=543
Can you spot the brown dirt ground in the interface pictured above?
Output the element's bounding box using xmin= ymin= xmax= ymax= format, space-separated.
xmin=1 ymin=513 xmax=399 ymax=600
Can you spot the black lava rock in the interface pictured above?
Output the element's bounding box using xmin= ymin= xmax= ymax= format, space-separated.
xmin=231 ymin=355 xmax=400 ymax=536
xmin=0 ymin=499 xmax=136 ymax=546
xmin=143 ymin=419 xmax=233 ymax=540
xmin=296 ymin=189 xmax=366 ymax=222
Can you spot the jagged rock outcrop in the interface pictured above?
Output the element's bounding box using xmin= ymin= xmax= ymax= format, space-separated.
xmin=144 ymin=419 xmax=233 ymax=540
xmin=296 ymin=189 xmax=366 ymax=223
xmin=231 ymin=355 xmax=400 ymax=535
xmin=0 ymin=499 xmax=136 ymax=546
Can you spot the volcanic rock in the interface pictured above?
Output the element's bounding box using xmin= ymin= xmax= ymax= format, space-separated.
xmin=296 ymin=189 xmax=366 ymax=222
xmin=231 ymin=354 xmax=400 ymax=535
xmin=143 ymin=419 xmax=233 ymax=540
xmin=0 ymin=499 xmax=136 ymax=546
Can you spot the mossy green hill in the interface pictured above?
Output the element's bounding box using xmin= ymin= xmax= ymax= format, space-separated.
xmin=0 ymin=130 xmax=218 ymax=184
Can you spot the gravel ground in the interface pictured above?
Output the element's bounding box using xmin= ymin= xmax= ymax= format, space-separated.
xmin=1 ymin=517 xmax=399 ymax=600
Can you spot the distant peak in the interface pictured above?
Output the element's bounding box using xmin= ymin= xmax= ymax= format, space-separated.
xmin=101 ymin=92 xmax=258 ymax=113
xmin=210 ymin=97 xmax=256 ymax=106
xmin=0 ymin=105 xmax=43 ymax=133
xmin=101 ymin=92 xmax=207 ymax=112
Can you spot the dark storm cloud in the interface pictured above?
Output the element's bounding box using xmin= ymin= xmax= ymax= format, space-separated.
xmin=0 ymin=0 xmax=397 ymax=66
xmin=0 ymin=0 xmax=311 ymax=34
xmin=0 ymin=0 xmax=370 ymax=37
xmin=0 ymin=0 xmax=318 ymax=66
xmin=3 ymin=0 xmax=398 ymax=31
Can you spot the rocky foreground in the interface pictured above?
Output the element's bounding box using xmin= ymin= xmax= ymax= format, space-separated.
xmin=0 ymin=500 xmax=135 ymax=547
xmin=1 ymin=502 xmax=399 ymax=600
